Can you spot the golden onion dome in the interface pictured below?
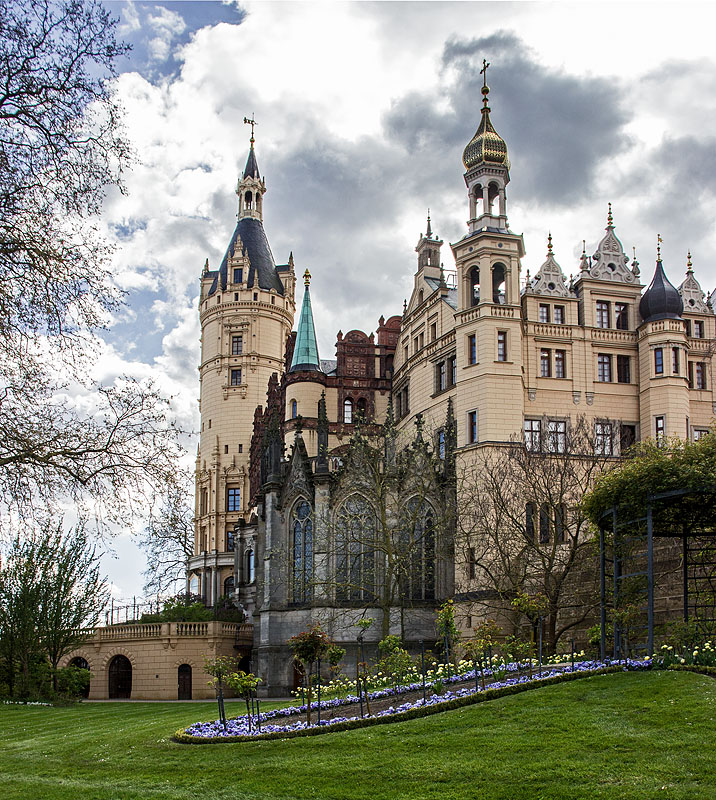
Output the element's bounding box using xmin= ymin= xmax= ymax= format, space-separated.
xmin=462 ymin=84 xmax=510 ymax=170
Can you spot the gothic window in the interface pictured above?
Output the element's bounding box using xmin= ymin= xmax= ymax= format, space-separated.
xmin=344 ymin=398 xmax=353 ymax=423
xmin=291 ymin=399 xmax=298 ymax=419
xmin=224 ymin=576 xmax=235 ymax=597
xmin=244 ymin=190 xmax=253 ymax=209
xmin=291 ymin=501 xmax=312 ymax=602
xmin=399 ymin=497 xmax=436 ymax=601
xmin=335 ymin=495 xmax=375 ymax=601
xmin=539 ymin=504 xmax=551 ymax=543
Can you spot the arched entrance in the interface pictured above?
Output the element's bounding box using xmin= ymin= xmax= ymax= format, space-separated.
xmin=108 ymin=655 xmax=132 ymax=699
xmin=178 ymin=664 xmax=192 ymax=700
xmin=70 ymin=656 xmax=91 ymax=698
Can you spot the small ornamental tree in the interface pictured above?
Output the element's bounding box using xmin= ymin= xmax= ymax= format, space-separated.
xmin=511 ymin=591 xmax=548 ymax=678
xmin=288 ymin=624 xmax=330 ymax=725
xmin=225 ymin=671 xmax=261 ymax=731
xmin=204 ymin=655 xmax=240 ymax=728
xmin=464 ymin=619 xmax=501 ymax=690
xmin=436 ymin=599 xmax=461 ymax=670
xmin=326 ymin=644 xmax=346 ymax=680
xmin=377 ymin=635 xmax=413 ymax=693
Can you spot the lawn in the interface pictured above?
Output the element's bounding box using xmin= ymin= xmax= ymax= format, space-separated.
xmin=1 ymin=670 xmax=714 ymax=800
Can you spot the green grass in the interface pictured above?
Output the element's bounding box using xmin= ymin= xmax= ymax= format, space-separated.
xmin=1 ymin=671 xmax=715 ymax=800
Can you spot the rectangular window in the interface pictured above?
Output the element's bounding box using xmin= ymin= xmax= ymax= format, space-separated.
xmin=200 ymin=488 xmax=208 ymax=516
xmin=672 ymin=347 xmax=680 ymax=375
xmin=497 ymin=331 xmax=507 ymax=362
xmin=467 ymin=410 xmax=478 ymax=444
xmin=238 ymin=444 xmax=243 ymax=453
xmin=449 ymin=356 xmax=457 ymax=386
xmin=553 ymin=306 xmax=565 ymax=324
xmin=419 ymin=333 xmax=424 ymax=349
xmin=436 ymin=361 xmax=447 ymax=392
xmin=233 ymin=267 xmax=243 ymax=283
xmin=654 ymin=348 xmax=664 ymax=375
xmin=595 ymin=421 xmax=613 ymax=455
xmin=596 ymin=301 xmax=610 ymax=328
xmin=615 ymin=303 xmax=629 ymax=330
xmin=655 ymin=415 xmax=666 ymax=443
xmin=597 ymin=354 xmax=612 ymax=382
xmin=230 ymin=368 xmax=242 ymax=386
xmin=468 ymin=334 xmax=477 ymax=365
xmin=437 ymin=429 xmax=446 ymax=460
xmin=685 ymin=320 xmax=692 ymax=337
xmin=227 ymin=487 xmax=240 ymax=512
xmin=617 ymin=355 xmax=631 ymax=384
xmin=555 ymin=505 xmax=567 ymax=544
xmin=696 ymin=362 xmax=707 ymax=390
xmin=524 ymin=419 xmax=541 ymax=452
xmin=693 ymin=428 xmax=710 ymax=441
xmin=554 ymin=350 xmax=566 ymax=379
xmin=547 ymin=420 xmax=567 ymax=453
xmin=620 ymin=424 xmax=637 ymax=453
xmin=430 ymin=322 xmax=437 ymax=342
xmin=468 ymin=547 xmax=476 ymax=580
xmin=413 ymin=337 xmax=419 ymax=355
xmin=404 ymin=345 xmax=409 ymax=362
xmin=540 ymin=349 xmax=551 ymax=377
xmin=231 ymin=334 xmax=243 ymax=355
xmin=224 ymin=444 xmax=229 ymax=454
xmin=694 ymin=321 xmax=705 ymax=338
xmin=539 ymin=304 xmax=550 ymax=323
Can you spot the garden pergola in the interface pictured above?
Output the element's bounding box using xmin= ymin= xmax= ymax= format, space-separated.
xmin=598 ymin=485 xmax=716 ymax=659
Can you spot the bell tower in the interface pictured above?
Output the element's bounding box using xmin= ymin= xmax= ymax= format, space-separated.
xmin=451 ymin=62 xmax=525 ymax=445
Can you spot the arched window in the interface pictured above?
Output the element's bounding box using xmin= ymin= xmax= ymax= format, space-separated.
xmin=470 ymin=266 xmax=480 ymax=306
xmin=399 ymin=498 xmax=436 ymax=601
xmin=335 ymin=495 xmax=376 ymax=601
xmin=224 ymin=575 xmax=235 ymax=597
xmin=492 ymin=262 xmax=506 ymax=304
xmin=419 ymin=290 xmax=424 ymax=304
xmin=291 ymin=399 xmax=297 ymax=419
xmin=344 ymin=398 xmax=353 ymax=424
xmin=244 ymin=190 xmax=253 ymax=209
xmin=245 ymin=548 xmax=255 ymax=583
xmin=356 ymin=398 xmax=367 ymax=420
xmin=291 ymin=501 xmax=312 ymax=602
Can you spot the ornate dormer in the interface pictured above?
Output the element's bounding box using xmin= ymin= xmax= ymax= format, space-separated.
xmin=588 ymin=204 xmax=636 ymax=283
xmin=462 ymin=60 xmax=511 ymax=234
xmin=237 ymin=115 xmax=266 ymax=222
xmin=526 ymin=234 xmax=571 ymax=297
xmin=678 ymin=252 xmax=710 ymax=314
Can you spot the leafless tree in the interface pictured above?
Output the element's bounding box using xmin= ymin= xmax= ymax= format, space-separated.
xmin=138 ymin=469 xmax=195 ymax=596
xmin=456 ymin=415 xmax=617 ymax=653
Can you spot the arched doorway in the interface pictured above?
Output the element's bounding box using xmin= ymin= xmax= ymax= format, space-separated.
xmin=108 ymin=655 xmax=132 ymax=699
xmin=70 ymin=656 xmax=91 ymax=698
xmin=178 ymin=664 xmax=192 ymax=700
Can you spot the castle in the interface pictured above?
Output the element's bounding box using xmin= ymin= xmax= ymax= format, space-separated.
xmin=188 ymin=77 xmax=716 ymax=696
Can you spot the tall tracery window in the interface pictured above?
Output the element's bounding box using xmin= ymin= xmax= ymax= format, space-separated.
xmin=399 ymin=497 xmax=436 ymax=601
xmin=344 ymin=398 xmax=353 ymax=423
xmin=335 ymin=495 xmax=375 ymax=601
xmin=291 ymin=501 xmax=313 ymax=602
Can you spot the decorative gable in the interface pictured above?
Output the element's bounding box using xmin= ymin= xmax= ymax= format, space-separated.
xmin=529 ymin=250 xmax=571 ymax=298
xmin=589 ymin=224 xmax=636 ymax=283
xmin=679 ymin=261 xmax=710 ymax=314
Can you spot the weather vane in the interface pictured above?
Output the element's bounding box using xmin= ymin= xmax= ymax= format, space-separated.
xmin=243 ymin=113 xmax=257 ymax=145
xmin=657 ymin=233 xmax=663 ymax=260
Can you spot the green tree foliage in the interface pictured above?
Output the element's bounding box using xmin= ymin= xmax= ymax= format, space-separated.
xmin=583 ymin=430 xmax=716 ymax=529
xmin=0 ymin=523 xmax=108 ymax=698
xmin=225 ymin=671 xmax=261 ymax=731
xmin=204 ymin=655 xmax=240 ymax=728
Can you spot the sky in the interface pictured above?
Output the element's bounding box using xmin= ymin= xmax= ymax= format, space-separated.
xmin=97 ymin=0 xmax=716 ymax=602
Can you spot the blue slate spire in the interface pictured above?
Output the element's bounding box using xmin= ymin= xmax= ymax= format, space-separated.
xmin=290 ymin=270 xmax=321 ymax=372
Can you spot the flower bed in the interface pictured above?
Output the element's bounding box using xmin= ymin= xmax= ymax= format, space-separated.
xmin=175 ymin=659 xmax=651 ymax=744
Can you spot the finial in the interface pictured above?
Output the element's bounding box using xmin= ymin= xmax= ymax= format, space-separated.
xmin=657 ymin=233 xmax=663 ymax=261
xmin=480 ymin=58 xmax=490 ymax=109
xmin=243 ymin=113 xmax=257 ymax=147
xmin=439 ymin=261 xmax=446 ymax=288
xmin=202 ymin=257 xmax=209 ymax=276
xmin=687 ymin=250 xmax=693 ymax=273
xmin=303 ymin=268 xmax=311 ymax=287
xmin=414 ymin=412 xmax=424 ymax=441
xmin=426 ymin=209 xmax=432 ymax=238
xmin=607 ymin=202 xmax=613 ymax=227
xmin=582 ymin=240 xmax=586 ymax=256
xmin=547 ymin=231 xmax=553 ymax=256
xmin=288 ymin=251 xmax=294 ymax=267
xmin=403 ymin=298 xmax=407 ymax=316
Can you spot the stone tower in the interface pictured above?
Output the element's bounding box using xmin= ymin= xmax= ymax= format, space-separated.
xmin=189 ymin=128 xmax=296 ymax=612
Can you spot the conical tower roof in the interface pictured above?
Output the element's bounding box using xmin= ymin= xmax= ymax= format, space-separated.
xmin=639 ymin=256 xmax=683 ymax=323
xmin=290 ymin=270 xmax=321 ymax=372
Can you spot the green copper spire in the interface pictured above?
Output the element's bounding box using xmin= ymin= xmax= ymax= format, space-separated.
xmin=290 ymin=269 xmax=321 ymax=372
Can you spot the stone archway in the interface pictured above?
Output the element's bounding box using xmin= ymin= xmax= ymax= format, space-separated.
xmin=69 ymin=656 xmax=91 ymax=698
xmin=177 ymin=664 xmax=192 ymax=700
xmin=108 ymin=654 xmax=132 ymax=699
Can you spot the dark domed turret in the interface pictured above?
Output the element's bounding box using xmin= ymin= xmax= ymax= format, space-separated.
xmin=639 ymin=260 xmax=683 ymax=323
